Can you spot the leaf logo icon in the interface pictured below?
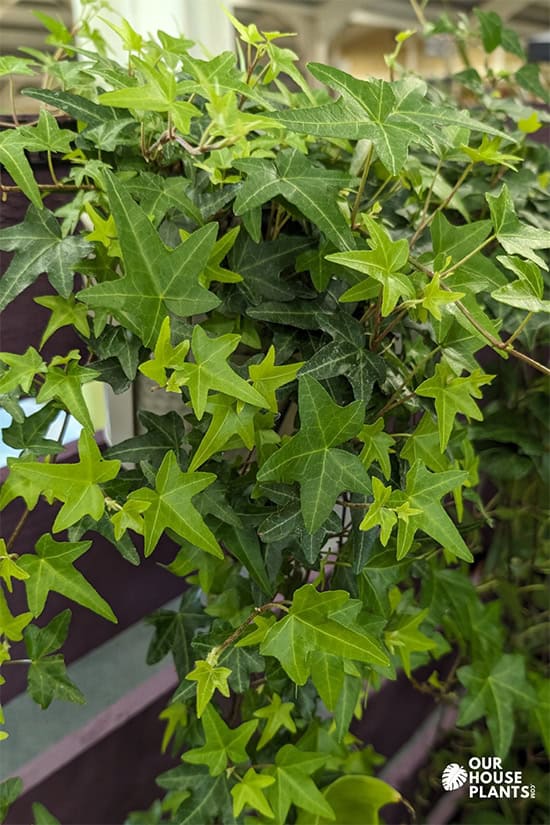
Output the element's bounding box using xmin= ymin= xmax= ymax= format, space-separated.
xmin=442 ymin=763 xmax=468 ymax=791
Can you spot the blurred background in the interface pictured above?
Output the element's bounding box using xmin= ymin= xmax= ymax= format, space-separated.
xmin=1 ymin=0 xmax=548 ymax=115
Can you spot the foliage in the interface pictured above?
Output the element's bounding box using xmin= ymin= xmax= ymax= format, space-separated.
xmin=0 ymin=2 xmax=548 ymax=823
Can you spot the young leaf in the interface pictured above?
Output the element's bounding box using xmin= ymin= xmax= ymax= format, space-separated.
xmin=267 ymin=744 xmax=334 ymax=824
xmin=186 ymin=659 xmax=232 ymax=718
xmin=37 ymin=361 xmax=99 ymax=432
xmin=254 ymin=692 xmax=297 ymax=749
xmin=257 ymin=376 xmax=370 ymax=532
xmin=231 ymin=768 xmax=275 ymax=819
xmin=18 ymin=534 xmax=116 ymax=622
xmin=0 ymin=590 xmax=32 ymax=641
xmin=416 ymin=362 xmax=494 ymax=451
xmin=486 ymin=184 xmax=550 ymax=269
xmin=168 ymin=326 xmax=266 ymax=420
xmin=249 ymin=346 xmax=304 ymax=412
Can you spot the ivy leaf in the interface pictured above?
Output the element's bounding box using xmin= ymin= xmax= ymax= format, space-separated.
xmin=156 ymin=764 xmax=233 ymax=825
xmin=0 ymin=589 xmax=32 ymax=641
xmin=186 ymin=659 xmax=232 ymax=718
xmin=231 ymin=768 xmax=275 ymax=819
xmin=0 ymin=778 xmax=23 ymax=823
xmin=19 ymin=109 xmax=75 ymax=153
xmin=34 ymin=295 xmax=90 ymax=348
xmin=234 ymin=149 xmax=355 ymax=251
xmin=267 ymin=744 xmax=334 ymax=824
xmin=24 ymin=611 xmax=85 ymax=709
xmin=78 ymin=173 xmax=220 ymax=346
xmin=400 ymin=414 xmax=450 ymax=473
xmin=492 ymin=257 xmax=550 ymax=313
xmin=230 ymin=234 xmax=312 ymax=303
xmin=181 ymin=225 xmax=241 ymax=288
xmin=146 ymin=590 xmax=206 ymax=679
xmin=261 ymin=584 xmax=389 ymax=684
xmin=0 ymin=346 xmax=46 ymax=393
xmin=92 ymin=326 xmax=143 ymax=381
xmin=457 ymin=654 xmax=536 ymax=757
xmin=37 ymin=360 xmax=99 ymax=432
xmin=486 ymin=184 xmax=550 ymax=269
xmin=105 ymin=410 xmax=186 ymax=468
xmin=300 ymin=775 xmax=401 ymax=825
xmin=0 ymin=207 xmax=91 ymax=309
xmin=416 ymin=362 xmax=494 ymax=451
xmin=0 ymin=537 xmax=29 ymax=591
xmin=254 ymin=692 xmax=297 ymax=749
xmin=269 ymin=63 xmax=505 ymax=174
xmin=384 ymin=609 xmax=437 ymax=677
xmin=18 ymin=534 xmax=117 ymax=622
xmin=257 ymin=376 xmax=370 ymax=532
xmin=421 ymin=274 xmax=464 ymax=321
xmin=125 ymin=451 xmax=221 ymax=558
xmin=378 ymin=460 xmax=471 ymax=561
xmin=32 ymin=803 xmax=61 ymax=825
xmin=183 ymin=704 xmax=258 ymax=776
xmin=188 ymin=395 xmax=256 ymax=472
xmin=169 ymin=326 xmax=266 ymax=420
xmin=138 ymin=316 xmax=190 ymax=387
xmin=249 ymin=346 xmax=304 ymax=413
xmin=299 ymin=341 xmax=385 ymax=405
xmin=0 ymin=131 xmax=42 ymax=208
xmin=10 ymin=430 xmax=120 ymax=532
xmin=431 ymin=213 xmax=503 ymax=292
xmin=358 ymin=418 xmax=395 ymax=480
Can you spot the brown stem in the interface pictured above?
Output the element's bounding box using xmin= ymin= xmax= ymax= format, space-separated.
xmin=0 ymin=182 xmax=95 ymax=193
xmin=207 ymin=602 xmax=289 ymax=665
xmin=5 ymin=508 xmax=30 ymax=552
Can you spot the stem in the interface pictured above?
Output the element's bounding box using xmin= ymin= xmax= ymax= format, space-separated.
xmin=9 ymin=78 xmax=19 ymax=127
xmin=371 ymin=307 xmax=409 ymax=348
xmin=207 ymin=602 xmax=289 ymax=665
xmin=5 ymin=508 xmax=30 ymax=552
xmin=1 ymin=658 xmax=32 ymax=666
xmin=505 ymin=311 xmax=533 ymax=347
xmin=440 ymin=234 xmax=496 ymax=279
xmin=351 ymin=142 xmax=374 ymax=228
xmin=414 ymin=163 xmax=473 ymax=241
xmin=409 ymin=0 xmax=427 ymax=27
xmin=47 ymin=151 xmax=60 ymax=186
xmin=0 ymin=182 xmax=95 ymax=194
xmin=410 ymin=158 xmax=442 ymax=247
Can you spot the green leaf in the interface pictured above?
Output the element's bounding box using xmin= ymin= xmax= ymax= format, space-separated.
xmin=231 ymin=234 xmax=312 ymax=303
xmin=384 ymin=609 xmax=437 ymax=677
xmin=32 ymin=803 xmax=61 ymax=825
xmin=231 ymin=768 xmax=275 ymax=819
xmin=19 ymin=109 xmax=75 ymax=153
xmin=0 ymin=131 xmax=41 ymax=208
xmin=0 ymin=56 xmax=35 ymax=76
xmin=22 ymin=88 xmax=122 ymax=127
xmin=146 ymin=590 xmax=206 ymax=679
xmin=254 ymin=692 xmax=297 ymax=749
xmin=0 ymin=589 xmax=32 ymax=641
xmin=400 ymin=414 xmax=450 ymax=473
xmin=78 ymin=173 xmax=220 ymax=346
xmin=186 ymin=659 xmax=232 ymax=718
xmin=10 ymin=430 xmax=120 ymax=532
xmin=249 ymin=346 xmax=304 ymax=413
xmin=217 ymin=524 xmax=271 ymax=594
xmin=331 ymin=216 xmax=413 ymax=316
xmin=416 ymin=362 xmax=494 ymax=451
xmin=0 ymin=346 xmax=46 ymax=394
xmin=395 ymin=461 xmax=471 ymax=560
xmin=34 ymin=295 xmax=90 ymax=348
xmin=486 ymin=184 xmax=550 ymax=270
xmin=457 ymin=654 xmax=536 ymax=757
xmin=0 ymin=777 xmax=23 ymax=822
xmin=257 ymin=376 xmax=370 ymax=532
xmin=296 ymin=775 xmax=401 ymax=825
xmin=183 ymin=704 xmax=258 ymax=776
xmin=0 ymin=538 xmax=29 ymax=591
xmin=475 ymin=10 xmax=502 ymax=53
xmin=168 ymin=326 xmax=266 ymax=420
xmin=269 ymin=63 xmax=506 ymax=174
xmin=188 ymin=394 xmax=256 ymax=472
xmin=24 ymin=609 xmax=71 ymax=659
xmin=358 ymin=418 xmax=395 ymax=480
xmin=138 ymin=316 xmax=190 ymax=387
xmin=19 ymin=534 xmax=116 ymax=622
xmin=156 ymin=764 xmax=233 ymax=825
xmin=27 ymin=655 xmax=85 ymax=710
xmin=492 ymin=256 xmax=550 ymax=313
xmin=267 ymin=744 xmax=334 ymax=824
xmin=299 ymin=341 xmax=385 ymax=405
xmin=125 ymin=451 xmax=221 ymax=557
xmin=261 ymin=584 xmax=389 ymax=684
xmin=0 ymin=207 xmax=91 ymax=308
xmin=234 ymin=149 xmax=355 ymax=251
xmin=105 ymin=410 xmax=186 ymax=467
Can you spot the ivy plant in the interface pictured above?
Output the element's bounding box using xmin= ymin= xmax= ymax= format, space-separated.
xmin=0 ymin=2 xmax=548 ymax=823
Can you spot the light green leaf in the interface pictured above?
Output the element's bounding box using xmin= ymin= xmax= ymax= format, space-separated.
xmin=486 ymin=184 xmax=550 ymax=270
xmin=186 ymin=659 xmax=232 ymax=718
xmin=231 ymin=768 xmax=275 ymax=819
xmin=296 ymin=775 xmax=400 ymax=825
xmin=19 ymin=534 xmax=116 ymax=622
xmin=183 ymin=705 xmax=258 ymax=776
xmin=254 ymin=692 xmax=297 ymax=749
